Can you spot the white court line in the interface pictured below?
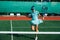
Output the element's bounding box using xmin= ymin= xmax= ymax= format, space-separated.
xmin=10 ymin=20 xmax=13 ymax=40
xmin=12 ymin=27 xmax=60 ymax=28
xmin=10 ymin=20 xmax=13 ymax=31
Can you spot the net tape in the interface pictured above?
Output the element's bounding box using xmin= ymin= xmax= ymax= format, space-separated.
xmin=0 ymin=31 xmax=60 ymax=34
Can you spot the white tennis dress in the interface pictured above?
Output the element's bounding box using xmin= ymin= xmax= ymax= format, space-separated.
xmin=30 ymin=11 xmax=43 ymax=25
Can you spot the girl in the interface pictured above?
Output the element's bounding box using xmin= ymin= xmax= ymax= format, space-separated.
xmin=30 ymin=6 xmax=43 ymax=32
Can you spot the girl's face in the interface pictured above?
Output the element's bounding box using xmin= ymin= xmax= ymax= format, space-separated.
xmin=31 ymin=9 xmax=35 ymax=12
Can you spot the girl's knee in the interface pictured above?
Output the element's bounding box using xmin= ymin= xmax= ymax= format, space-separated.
xmin=32 ymin=25 xmax=35 ymax=31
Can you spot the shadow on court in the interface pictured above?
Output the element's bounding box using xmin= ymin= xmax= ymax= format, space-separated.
xmin=13 ymin=34 xmax=35 ymax=40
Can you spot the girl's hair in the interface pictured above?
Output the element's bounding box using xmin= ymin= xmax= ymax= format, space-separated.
xmin=31 ymin=6 xmax=35 ymax=10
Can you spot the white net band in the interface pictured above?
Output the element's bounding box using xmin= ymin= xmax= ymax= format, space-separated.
xmin=0 ymin=31 xmax=60 ymax=34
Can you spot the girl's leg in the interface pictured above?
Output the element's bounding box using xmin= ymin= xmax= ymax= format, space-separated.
xmin=31 ymin=25 xmax=35 ymax=31
xmin=35 ymin=25 xmax=38 ymax=40
xmin=35 ymin=25 xmax=39 ymax=32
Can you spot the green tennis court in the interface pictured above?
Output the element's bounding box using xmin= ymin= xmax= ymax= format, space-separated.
xmin=0 ymin=34 xmax=60 ymax=40
xmin=0 ymin=20 xmax=60 ymax=31
xmin=0 ymin=20 xmax=60 ymax=40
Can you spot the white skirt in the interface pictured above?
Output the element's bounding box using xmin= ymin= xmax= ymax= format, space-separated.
xmin=30 ymin=19 xmax=43 ymax=25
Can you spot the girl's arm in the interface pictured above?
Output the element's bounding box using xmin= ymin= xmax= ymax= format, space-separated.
xmin=38 ymin=13 xmax=42 ymax=19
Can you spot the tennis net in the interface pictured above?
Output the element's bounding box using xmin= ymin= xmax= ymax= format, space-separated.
xmin=0 ymin=31 xmax=60 ymax=34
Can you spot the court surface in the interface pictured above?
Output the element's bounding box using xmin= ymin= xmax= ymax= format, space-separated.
xmin=0 ymin=20 xmax=60 ymax=40
xmin=0 ymin=20 xmax=60 ymax=31
xmin=0 ymin=16 xmax=60 ymax=40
